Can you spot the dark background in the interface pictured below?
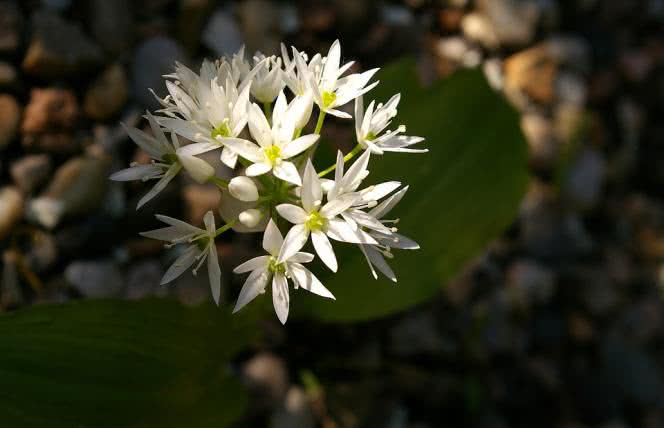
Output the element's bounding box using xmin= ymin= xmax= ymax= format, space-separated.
xmin=1 ymin=0 xmax=664 ymax=427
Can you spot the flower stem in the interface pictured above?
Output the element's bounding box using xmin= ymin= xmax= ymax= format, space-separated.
xmin=215 ymin=220 xmax=237 ymax=237
xmin=209 ymin=176 xmax=229 ymax=190
xmin=318 ymin=143 xmax=364 ymax=177
xmin=314 ymin=110 xmax=326 ymax=135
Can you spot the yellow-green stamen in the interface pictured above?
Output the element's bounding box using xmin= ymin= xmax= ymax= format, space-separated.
xmin=305 ymin=210 xmax=326 ymax=231
xmin=263 ymin=144 xmax=282 ymax=165
xmin=268 ymin=256 xmax=286 ymax=274
xmin=322 ymin=91 xmax=337 ymax=108
xmin=211 ymin=120 xmax=232 ymax=140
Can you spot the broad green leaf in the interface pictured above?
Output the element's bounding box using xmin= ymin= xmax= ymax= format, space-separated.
xmin=299 ymin=59 xmax=529 ymax=322
xmin=0 ymin=299 xmax=259 ymax=427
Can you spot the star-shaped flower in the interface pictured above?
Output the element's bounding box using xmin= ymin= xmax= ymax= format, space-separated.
xmin=221 ymin=92 xmax=319 ymax=186
xmin=233 ymin=219 xmax=334 ymax=324
xmin=141 ymin=211 xmax=223 ymax=304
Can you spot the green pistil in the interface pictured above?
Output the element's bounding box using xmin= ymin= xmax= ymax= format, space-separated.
xmin=322 ymin=91 xmax=337 ymax=108
xmin=365 ymin=131 xmax=378 ymax=141
xmin=161 ymin=153 xmax=179 ymax=164
xmin=195 ymin=236 xmax=209 ymax=251
xmin=211 ymin=121 xmax=232 ymax=140
xmin=263 ymin=144 xmax=282 ymax=165
xmin=305 ymin=210 xmax=326 ymax=231
xmin=268 ymin=256 xmax=286 ymax=275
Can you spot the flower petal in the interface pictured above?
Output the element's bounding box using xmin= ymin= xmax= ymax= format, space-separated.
xmin=248 ymin=103 xmax=272 ymax=148
xmin=364 ymin=245 xmax=397 ymax=282
xmin=246 ymin=162 xmax=272 ymax=176
xmin=219 ymin=137 xmax=263 ymax=163
xmin=160 ymin=245 xmax=200 ymax=285
xmin=326 ymin=218 xmax=378 ymax=244
xmin=289 ymin=263 xmax=335 ymax=299
xmin=273 ymin=161 xmax=302 ymax=186
xmin=233 ymin=255 xmax=270 ymax=274
xmin=177 ymin=153 xmax=214 ymax=184
xmin=233 ymin=266 xmax=271 ymax=313
xmin=137 ymin=163 xmax=181 ymax=209
xmin=280 ymin=134 xmax=319 ymax=159
xmin=272 ymin=273 xmax=290 ymax=324
xmin=278 ymin=224 xmax=309 ymax=263
xmin=110 ymin=164 xmax=162 ymax=181
xmin=302 ymin=160 xmax=323 ymax=212
xmin=276 ymin=204 xmax=308 ymax=224
xmin=311 ymin=230 xmax=337 ymax=272
xmin=263 ymin=218 xmax=284 ymax=255
xmin=207 ymin=242 xmax=222 ymax=304
xmin=290 ymin=252 xmax=314 ymax=263
xmin=320 ymin=193 xmax=359 ymax=219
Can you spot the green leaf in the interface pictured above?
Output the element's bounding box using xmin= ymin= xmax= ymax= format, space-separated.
xmin=300 ymin=59 xmax=529 ymax=322
xmin=0 ymin=298 xmax=259 ymax=427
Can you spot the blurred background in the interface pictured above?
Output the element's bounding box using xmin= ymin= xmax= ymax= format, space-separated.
xmin=1 ymin=0 xmax=664 ymax=427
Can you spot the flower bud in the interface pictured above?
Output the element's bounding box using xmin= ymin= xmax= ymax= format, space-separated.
xmin=239 ymin=209 xmax=262 ymax=228
xmin=177 ymin=153 xmax=214 ymax=184
xmin=229 ymin=176 xmax=259 ymax=202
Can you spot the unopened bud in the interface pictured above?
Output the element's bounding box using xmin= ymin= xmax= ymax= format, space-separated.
xmin=229 ymin=176 xmax=259 ymax=202
xmin=177 ymin=153 xmax=214 ymax=184
xmin=239 ymin=209 xmax=262 ymax=228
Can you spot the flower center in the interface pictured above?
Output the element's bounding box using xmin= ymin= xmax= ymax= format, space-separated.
xmin=161 ymin=153 xmax=179 ymax=164
xmin=211 ymin=120 xmax=232 ymax=140
xmin=268 ymin=256 xmax=286 ymax=274
xmin=365 ymin=131 xmax=378 ymax=141
xmin=194 ymin=236 xmax=210 ymax=251
xmin=263 ymin=144 xmax=282 ymax=165
xmin=322 ymin=91 xmax=337 ymax=108
xmin=305 ymin=210 xmax=326 ymax=231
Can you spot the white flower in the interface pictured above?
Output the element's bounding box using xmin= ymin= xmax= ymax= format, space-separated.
xmin=228 ymin=176 xmax=259 ymax=202
xmin=249 ymin=53 xmax=286 ymax=103
xmin=276 ymin=159 xmax=377 ymax=272
xmin=110 ymin=112 xmax=214 ymax=208
xmin=141 ymin=211 xmax=222 ymax=304
xmin=354 ymin=94 xmax=427 ymax=154
xmin=155 ymin=58 xmax=264 ymax=168
xmin=295 ymin=40 xmax=379 ymax=118
xmin=359 ymin=186 xmax=420 ymax=282
xmin=233 ymin=219 xmax=334 ymax=324
xmin=222 ymin=92 xmax=319 ymax=186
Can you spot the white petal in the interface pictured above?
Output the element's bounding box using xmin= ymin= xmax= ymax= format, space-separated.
xmin=301 ymin=160 xmax=323 ymax=212
xmin=326 ymin=218 xmax=378 ymax=244
xmin=207 ymin=243 xmax=222 ymax=304
xmin=359 ymin=245 xmax=378 ymax=280
xmin=364 ymin=245 xmax=397 ymax=282
xmin=325 ymin=108 xmax=352 ymax=119
xmin=203 ymin=211 xmax=216 ymax=235
xmin=280 ymin=134 xmax=319 ymax=159
xmin=369 ymin=186 xmax=409 ymax=219
xmin=272 ymin=273 xmax=290 ymax=324
xmin=263 ymin=219 xmax=284 ymax=255
xmin=246 ymin=162 xmax=272 ymax=176
xmin=321 ymin=40 xmax=341 ymax=91
xmin=233 ymin=267 xmax=271 ymax=313
xmin=177 ymin=141 xmax=220 ymax=156
xmin=160 ymin=245 xmax=200 ymax=284
xmin=219 ymin=137 xmax=263 ymax=163
xmin=155 ymin=117 xmax=209 ymax=144
xmin=341 ymin=149 xmax=371 ymax=192
xmin=290 ymin=252 xmax=314 ymax=263
xmin=220 ymin=146 xmax=238 ymax=168
xmin=361 ymin=181 xmax=401 ymax=203
xmin=276 ymin=204 xmax=308 ymax=224
xmin=248 ymin=103 xmax=272 ymax=148
xmin=277 ymin=224 xmax=310 ymax=263
xmin=311 ymin=230 xmax=337 ymax=272
xmin=123 ymin=124 xmax=164 ymax=159
xmin=320 ymin=193 xmax=359 ymax=218
xmin=110 ymin=164 xmax=162 ymax=181
xmin=234 ymin=255 xmax=270 ymax=274
xmin=289 ymin=263 xmax=335 ymax=299
xmin=137 ymin=164 xmax=181 ymax=209
xmin=154 ymin=214 xmax=202 ymax=234
xmin=273 ymin=161 xmax=302 ymax=186
xmin=140 ymin=226 xmax=192 ymax=242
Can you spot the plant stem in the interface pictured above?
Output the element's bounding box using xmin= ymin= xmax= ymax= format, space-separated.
xmin=215 ymin=220 xmax=237 ymax=237
xmin=264 ymin=102 xmax=272 ymax=122
xmin=209 ymin=176 xmax=229 ymax=190
xmin=318 ymin=144 xmax=364 ymax=177
xmin=314 ymin=110 xmax=326 ymax=135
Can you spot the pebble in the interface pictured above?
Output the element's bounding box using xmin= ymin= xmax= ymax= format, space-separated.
xmin=89 ymin=0 xmax=133 ymax=55
xmin=242 ymin=352 xmax=290 ymax=408
xmin=0 ymin=2 xmax=21 ymax=54
xmin=125 ymin=259 xmax=166 ymax=300
xmin=504 ymin=43 xmax=558 ymax=105
xmin=182 ymin=184 xmax=221 ymax=227
xmin=270 ymin=386 xmax=315 ymax=428
xmin=202 ymin=9 xmax=244 ymax=57
xmin=0 ymin=186 xmax=24 ymax=241
xmin=563 ymin=147 xmax=606 ymax=212
xmin=65 ymin=259 xmax=125 ymax=298
xmin=84 ymin=64 xmax=129 ymax=121
xmin=521 ymin=112 xmax=557 ymax=170
xmin=461 ymin=12 xmax=500 ymax=49
xmin=505 ymin=259 xmax=556 ymax=309
xmin=476 ymin=0 xmax=540 ymax=47
xmin=0 ymin=61 xmax=18 ymax=88
xmin=22 ymin=11 xmax=103 ymax=79
xmin=25 ymin=229 xmax=58 ymax=273
xmin=10 ymin=154 xmax=53 ymax=194
xmin=131 ymin=36 xmax=186 ymax=109
xmin=389 ymin=312 xmax=446 ymax=357
xmin=177 ymin=0 xmax=215 ymax=54
xmin=28 ymin=153 xmax=110 ymax=229
xmin=21 ymin=88 xmax=79 ymax=153
xmin=0 ymin=94 xmax=20 ymax=150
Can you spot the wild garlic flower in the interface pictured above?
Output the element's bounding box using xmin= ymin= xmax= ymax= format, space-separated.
xmin=222 ymin=92 xmax=319 ymax=186
xmin=233 ymin=219 xmax=334 ymax=324
xmin=277 ymin=160 xmax=377 ymax=272
xmin=354 ymin=94 xmax=427 ymax=154
xmin=115 ymin=40 xmax=425 ymax=322
xmin=141 ymin=211 xmax=222 ymax=304
xmin=110 ymin=113 xmax=214 ymax=208
xmin=295 ymin=40 xmax=379 ymax=118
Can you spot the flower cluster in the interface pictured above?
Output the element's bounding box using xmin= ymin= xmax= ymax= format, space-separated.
xmin=111 ymin=41 xmax=427 ymax=323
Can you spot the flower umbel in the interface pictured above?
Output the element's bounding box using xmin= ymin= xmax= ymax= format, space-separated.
xmin=111 ymin=40 xmax=424 ymax=322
